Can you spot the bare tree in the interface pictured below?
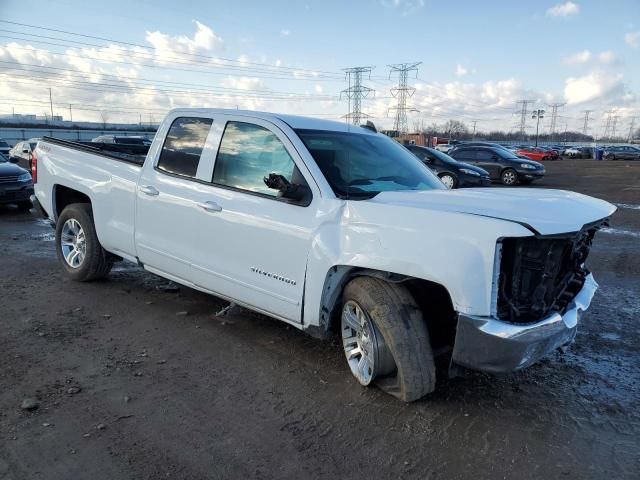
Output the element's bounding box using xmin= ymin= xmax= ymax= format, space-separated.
xmin=100 ymin=111 xmax=110 ymax=129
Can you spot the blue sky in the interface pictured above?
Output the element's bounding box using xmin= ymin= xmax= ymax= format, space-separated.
xmin=0 ymin=0 xmax=638 ymax=135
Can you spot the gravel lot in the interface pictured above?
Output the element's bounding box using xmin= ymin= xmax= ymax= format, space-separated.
xmin=1 ymin=159 xmax=639 ymax=479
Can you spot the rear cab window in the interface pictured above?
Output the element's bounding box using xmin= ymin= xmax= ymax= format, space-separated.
xmin=157 ymin=117 xmax=213 ymax=178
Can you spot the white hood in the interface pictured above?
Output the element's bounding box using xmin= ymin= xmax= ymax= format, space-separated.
xmin=369 ymin=188 xmax=616 ymax=235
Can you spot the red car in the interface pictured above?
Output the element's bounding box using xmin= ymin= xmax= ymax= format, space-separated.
xmin=516 ymin=147 xmax=559 ymax=161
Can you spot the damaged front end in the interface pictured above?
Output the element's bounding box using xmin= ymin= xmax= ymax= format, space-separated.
xmin=451 ymin=219 xmax=607 ymax=374
xmin=496 ymin=219 xmax=605 ymax=324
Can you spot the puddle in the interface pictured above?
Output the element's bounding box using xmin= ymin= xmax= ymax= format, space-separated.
xmin=614 ymin=203 xmax=640 ymax=210
xmin=600 ymin=227 xmax=640 ymax=238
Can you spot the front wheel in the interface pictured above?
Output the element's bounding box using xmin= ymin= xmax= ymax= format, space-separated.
xmin=55 ymin=203 xmax=113 ymax=281
xmin=438 ymin=173 xmax=457 ymax=189
xmin=501 ymin=168 xmax=518 ymax=186
xmin=341 ymin=277 xmax=436 ymax=402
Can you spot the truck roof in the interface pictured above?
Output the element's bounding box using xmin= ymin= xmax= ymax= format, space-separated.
xmin=167 ymin=108 xmax=375 ymax=135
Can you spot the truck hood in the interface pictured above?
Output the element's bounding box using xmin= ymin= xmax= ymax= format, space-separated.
xmin=368 ymin=188 xmax=616 ymax=235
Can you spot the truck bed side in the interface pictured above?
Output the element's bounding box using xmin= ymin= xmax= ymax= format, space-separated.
xmin=35 ymin=137 xmax=144 ymax=262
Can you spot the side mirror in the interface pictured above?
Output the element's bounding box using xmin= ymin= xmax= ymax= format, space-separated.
xmin=264 ymin=172 xmax=310 ymax=203
xmin=22 ymin=149 xmax=29 ymax=154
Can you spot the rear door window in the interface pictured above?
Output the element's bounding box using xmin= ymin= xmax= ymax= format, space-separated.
xmin=452 ymin=149 xmax=476 ymax=162
xmin=157 ymin=117 xmax=213 ymax=178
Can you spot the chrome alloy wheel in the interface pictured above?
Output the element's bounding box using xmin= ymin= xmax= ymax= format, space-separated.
xmin=440 ymin=174 xmax=455 ymax=189
xmin=341 ymin=300 xmax=394 ymax=386
xmin=60 ymin=218 xmax=86 ymax=268
xmin=502 ymin=170 xmax=517 ymax=185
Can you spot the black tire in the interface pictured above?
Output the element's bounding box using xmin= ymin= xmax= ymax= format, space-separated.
xmin=501 ymin=168 xmax=518 ymax=186
xmin=342 ymin=277 xmax=436 ymax=402
xmin=55 ymin=203 xmax=113 ymax=281
xmin=438 ymin=173 xmax=457 ymax=189
xmin=17 ymin=200 xmax=32 ymax=211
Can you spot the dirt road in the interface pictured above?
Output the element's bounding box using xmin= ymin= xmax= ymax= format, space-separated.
xmin=1 ymin=160 xmax=639 ymax=479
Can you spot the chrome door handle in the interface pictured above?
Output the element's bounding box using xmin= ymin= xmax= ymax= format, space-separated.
xmin=139 ymin=185 xmax=159 ymax=196
xmin=196 ymin=201 xmax=222 ymax=213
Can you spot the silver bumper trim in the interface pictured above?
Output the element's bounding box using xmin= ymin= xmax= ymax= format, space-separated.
xmin=451 ymin=274 xmax=598 ymax=373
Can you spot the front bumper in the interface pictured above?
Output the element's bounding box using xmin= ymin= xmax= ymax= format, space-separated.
xmin=461 ymin=175 xmax=492 ymax=188
xmin=451 ymin=274 xmax=598 ymax=373
xmin=0 ymin=184 xmax=33 ymax=204
xmin=518 ymin=169 xmax=545 ymax=180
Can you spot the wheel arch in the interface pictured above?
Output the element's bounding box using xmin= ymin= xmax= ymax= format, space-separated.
xmin=53 ymin=184 xmax=92 ymax=220
xmin=315 ymin=265 xmax=457 ymax=352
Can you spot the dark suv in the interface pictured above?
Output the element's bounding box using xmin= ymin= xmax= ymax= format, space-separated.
xmin=449 ymin=145 xmax=545 ymax=185
xmin=405 ymin=145 xmax=491 ymax=188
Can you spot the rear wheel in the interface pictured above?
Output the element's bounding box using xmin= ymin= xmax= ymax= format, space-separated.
xmin=438 ymin=173 xmax=457 ymax=189
xmin=341 ymin=277 xmax=436 ymax=402
xmin=501 ymin=168 xmax=518 ymax=186
xmin=56 ymin=203 xmax=113 ymax=281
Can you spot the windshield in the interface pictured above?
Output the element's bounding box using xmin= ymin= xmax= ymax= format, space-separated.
xmin=296 ymin=129 xmax=445 ymax=198
xmin=0 ymin=153 xmax=6 ymax=162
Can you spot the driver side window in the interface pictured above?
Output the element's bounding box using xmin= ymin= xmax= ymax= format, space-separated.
xmin=212 ymin=121 xmax=301 ymax=198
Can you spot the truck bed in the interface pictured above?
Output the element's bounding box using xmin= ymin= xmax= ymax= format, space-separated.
xmin=40 ymin=136 xmax=148 ymax=166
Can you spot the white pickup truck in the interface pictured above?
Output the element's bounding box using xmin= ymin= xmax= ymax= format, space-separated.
xmin=32 ymin=109 xmax=615 ymax=401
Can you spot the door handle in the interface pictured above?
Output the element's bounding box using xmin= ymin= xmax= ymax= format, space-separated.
xmin=139 ymin=185 xmax=159 ymax=196
xmin=196 ymin=201 xmax=222 ymax=213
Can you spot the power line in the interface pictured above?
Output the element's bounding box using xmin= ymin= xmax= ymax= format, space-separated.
xmin=628 ymin=117 xmax=637 ymax=142
xmin=515 ymin=100 xmax=534 ymax=140
xmin=581 ymin=110 xmax=593 ymax=135
xmin=611 ymin=115 xmax=619 ymax=139
xmin=388 ymin=62 xmax=421 ymax=135
xmin=0 ymin=40 xmax=344 ymax=83
xmin=341 ymin=66 xmax=374 ymax=125
xmin=547 ymin=102 xmax=565 ymax=141
xmin=0 ymin=21 xmax=343 ymax=77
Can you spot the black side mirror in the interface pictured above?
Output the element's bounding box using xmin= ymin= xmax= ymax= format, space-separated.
xmin=22 ymin=149 xmax=29 ymax=154
xmin=264 ymin=173 xmax=310 ymax=203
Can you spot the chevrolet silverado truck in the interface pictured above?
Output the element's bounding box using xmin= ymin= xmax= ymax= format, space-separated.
xmin=32 ymin=109 xmax=616 ymax=401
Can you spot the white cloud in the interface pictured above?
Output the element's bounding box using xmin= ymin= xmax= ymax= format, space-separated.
xmin=455 ymin=64 xmax=469 ymax=77
xmin=380 ymin=0 xmax=425 ymax=16
xmin=314 ymin=84 xmax=323 ymax=93
xmin=280 ymin=29 xmax=290 ymax=37
xmin=597 ymin=50 xmax=616 ymax=64
xmin=564 ymin=71 xmax=624 ymax=105
xmin=563 ymin=49 xmax=619 ymax=66
xmin=563 ymin=50 xmax=592 ymax=65
xmin=546 ymin=2 xmax=580 ymax=17
xmin=222 ymin=76 xmax=264 ymax=91
xmin=145 ymin=20 xmax=223 ymax=64
xmin=625 ymin=31 xmax=640 ymax=48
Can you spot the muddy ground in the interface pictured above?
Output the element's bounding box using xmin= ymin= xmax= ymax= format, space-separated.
xmin=1 ymin=159 xmax=639 ymax=479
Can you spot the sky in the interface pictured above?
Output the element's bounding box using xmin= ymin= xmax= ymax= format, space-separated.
xmin=0 ymin=0 xmax=638 ymax=136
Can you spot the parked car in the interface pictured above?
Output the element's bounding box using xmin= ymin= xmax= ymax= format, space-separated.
xmin=449 ymin=145 xmax=545 ymax=185
xmin=517 ymin=147 xmax=559 ymax=161
xmin=0 ymin=138 xmax=11 ymax=156
xmin=0 ymin=151 xmax=33 ymax=210
xmin=8 ymin=138 xmax=40 ymax=169
xmin=91 ymin=135 xmax=148 ymax=145
xmin=405 ymin=145 xmax=491 ymax=188
xmin=563 ymin=147 xmax=582 ymax=158
xmin=32 ymin=109 xmax=614 ymax=402
xmin=603 ymin=145 xmax=640 ymax=160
